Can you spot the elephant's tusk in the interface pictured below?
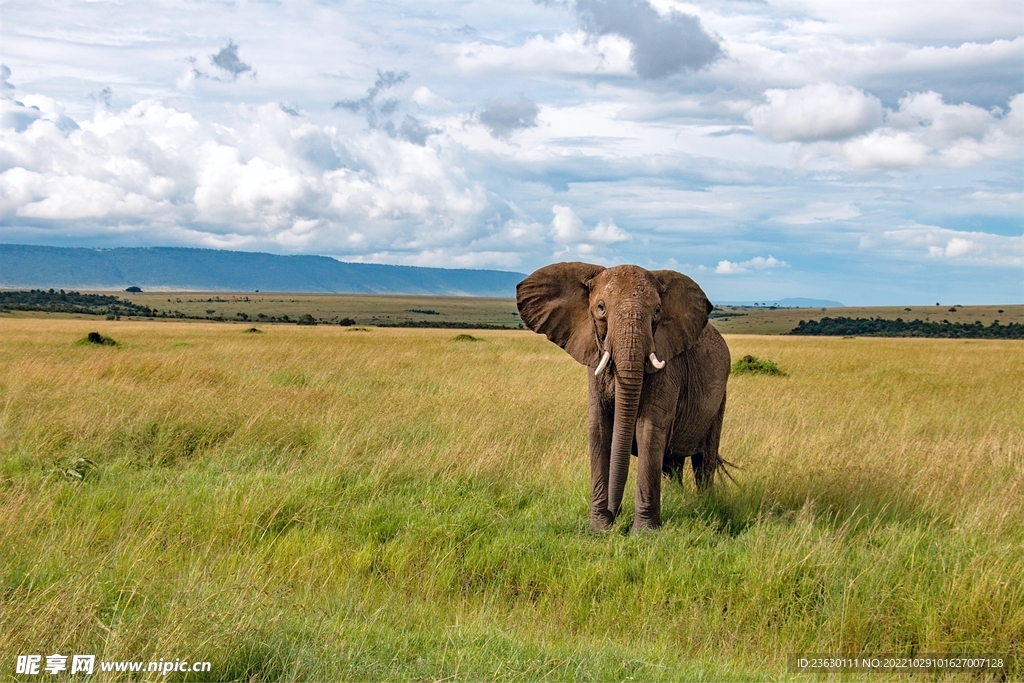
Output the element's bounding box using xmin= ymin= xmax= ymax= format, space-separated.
xmin=594 ymin=350 xmax=611 ymax=375
xmin=649 ymin=352 xmax=666 ymax=370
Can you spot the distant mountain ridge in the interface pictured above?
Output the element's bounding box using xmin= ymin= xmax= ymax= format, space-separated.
xmin=0 ymin=244 xmax=525 ymax=297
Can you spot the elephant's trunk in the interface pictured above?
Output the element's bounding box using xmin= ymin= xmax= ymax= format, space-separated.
xmin=606 ymin=313 xmax=647 ymax=518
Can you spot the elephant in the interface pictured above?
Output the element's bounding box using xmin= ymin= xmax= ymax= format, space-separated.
xmin=516 ymin=262 xmax=731 ymax=531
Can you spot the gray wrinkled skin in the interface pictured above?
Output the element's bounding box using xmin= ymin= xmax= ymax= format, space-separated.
xmin=517 ymin=263 xmax=730 ymax=531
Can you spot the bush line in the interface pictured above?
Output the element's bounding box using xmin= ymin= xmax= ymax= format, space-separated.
xmin=790 ymin=316 xmax=1024 ymax=339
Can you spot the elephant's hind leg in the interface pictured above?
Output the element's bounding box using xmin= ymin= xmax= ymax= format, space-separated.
xmin=692 ymin=395 xmax=726 ymax=491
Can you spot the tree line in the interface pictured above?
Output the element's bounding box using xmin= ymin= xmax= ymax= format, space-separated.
xmin=790 ymin=316 xmax=1024 ymax=339
xmin=0 ymin=289 xmax=522 ymax=329
xmin=0 ymin=290 xmax=155 ymax=317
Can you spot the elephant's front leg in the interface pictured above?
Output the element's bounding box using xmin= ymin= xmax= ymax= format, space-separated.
xmin=633 ymin=383 xmax=678 ymax=530
xmin=587 ymin=377 xmax=615 ymax=531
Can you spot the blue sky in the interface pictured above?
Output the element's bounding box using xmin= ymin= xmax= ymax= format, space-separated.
xmin=1 ymin=0 xmax=1021 ymax=304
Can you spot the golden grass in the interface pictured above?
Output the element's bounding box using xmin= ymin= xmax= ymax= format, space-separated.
xmin=0 ymin=319 xmax=1021 ymax=680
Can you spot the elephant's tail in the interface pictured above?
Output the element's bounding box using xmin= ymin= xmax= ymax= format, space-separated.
xmin=716 ymin=453 xmax=740 ymax=485
xmin=696 ymin=393 xmax=738 ymax=488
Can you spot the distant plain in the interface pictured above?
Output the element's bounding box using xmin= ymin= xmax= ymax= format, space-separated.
xmin=3 ymin=290 xmax=1021 ymax=334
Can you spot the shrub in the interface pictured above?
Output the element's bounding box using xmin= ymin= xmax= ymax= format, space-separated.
xmin=78 ymin=331 xmax=117 ymax=346
xmin=338 ymin=317 xmax=356 ymax=326
xmin=731 ymin=354 xmax=784 ymax=376
xmin=296 ymin=314 xmax=317 ymax=326
xmin=243 ymin=327 xmax=262 ymax=334
xmin=452 ymin=333 xmax=483 ymax=342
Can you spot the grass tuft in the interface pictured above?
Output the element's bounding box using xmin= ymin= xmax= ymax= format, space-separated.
xmin=731 ymin=353 xmax=785 ymax=376
xmin=452 ymin=333 xmax=483 ymax=342
xmin=243 ymin=327 xmax=263 ymax=333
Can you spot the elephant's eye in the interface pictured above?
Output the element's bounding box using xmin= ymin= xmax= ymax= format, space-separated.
xmin=654 ymin=305 xmax=661 ymax=319
xmin=596 ymin=302 xmax=606 ymax=317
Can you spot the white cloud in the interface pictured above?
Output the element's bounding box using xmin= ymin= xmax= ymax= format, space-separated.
xmin=550 ymin=204 xmax=587 ymax=244
xmin=549 ymin=204 xmax=629 ymax=256
xmin=714 ymin=255 xmax=787 ymax=274
xmin=747 ymin=83 xmax=884 ymax=142
xmin=448 ymin=32 xmax=632 ymax=77
xmin=0 ymin=96 xmax=492 ymax=255
xmin=875 ymin=224 xmax=1023 ymax=267
xmin=411 ymin=86 xmax=449 ymax=108
xmin=764 ymin=2 xmax=1021 ymax=44
xmin=749 ymin=87 xmax=1024 ymax=170
xmin=590 ymin=219 xmax=629 ymax=244
xmin=842 ymin=91 xmax=1024 ymax=169
xmin=842 ymin=131 xmax=930 ymax=169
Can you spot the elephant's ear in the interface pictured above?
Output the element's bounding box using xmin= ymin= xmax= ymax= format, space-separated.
xmin=517 ymin=262 xmax=606 ymax=366
xmin=651 ymin=270 xmax=712 ymax=360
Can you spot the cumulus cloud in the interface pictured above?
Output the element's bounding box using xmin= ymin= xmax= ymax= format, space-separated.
xmin=750 ymin=84 xmax=1024 ymax=169
xmin=873 ymin=225 xmax=1023 ymax=267
xmin=576 ymin=0 xmax=722 ymax=79
xmin=844 ymin=91 xmax=1023 ymax=168
xmin=714 ymin=255 xmax=787 ymax=274
xmin=842 ymin=131 xmax=929 ymax=169
xmin=550 ymin=204 xmax=629 ymax=255
xmin=478 ymin=96 xmax=539 ymax=139
xmin=0 ymin=95 xmax=496 ymax=258
xmin=0 ymin=93 xmax=79 ymax=134
xmin=747 ymin=83 xmax=884 ymax=142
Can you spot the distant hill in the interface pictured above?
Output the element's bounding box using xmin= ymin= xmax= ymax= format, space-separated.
xmin=717 ymin=298 xmax=844 ymax=308
xmin=0 ymin=244 xmax=525 ymax=297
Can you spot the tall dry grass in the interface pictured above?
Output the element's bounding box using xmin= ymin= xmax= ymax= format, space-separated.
xmin=0 ymin=319 xmax=1021 ymax=680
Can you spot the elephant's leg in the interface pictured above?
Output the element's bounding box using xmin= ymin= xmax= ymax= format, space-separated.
xmin=692 ymin=395 xmax=726 ymax=491
xmin=663 ymin=454 xmax=689 ymax=483
xmin=587 ymin=389 xmax=615 ymax=530
xmin=633 ymin=369 xmax=682 ymax=530
xmin=691 ymin=451 xmax=710 ymax=490
xmin=634 ymin=418 xmax=670 ymax=529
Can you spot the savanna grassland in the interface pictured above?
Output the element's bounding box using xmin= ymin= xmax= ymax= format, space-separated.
xmin=119 ymin=292 xmax=524 ymax=328
xmin=0 ymin=319 xmax=1022 ymax=681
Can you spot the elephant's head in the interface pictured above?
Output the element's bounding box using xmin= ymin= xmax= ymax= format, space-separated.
xmin=516 ymin=262 xmax=712 ymax=517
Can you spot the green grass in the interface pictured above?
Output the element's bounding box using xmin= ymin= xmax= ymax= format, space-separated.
xmin=1 ymin=320 xmax=1021 ymax=681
